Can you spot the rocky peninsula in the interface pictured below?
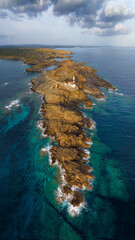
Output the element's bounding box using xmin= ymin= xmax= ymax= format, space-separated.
xmin=0 ymin=47 xmax=115 ymax=216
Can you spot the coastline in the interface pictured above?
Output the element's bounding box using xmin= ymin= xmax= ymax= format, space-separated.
xmin=0 ymin=47 xmax=115 ymax=216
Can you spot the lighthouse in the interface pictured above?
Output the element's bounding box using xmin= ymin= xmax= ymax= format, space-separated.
xmin=73 ymin=76 xmax=75 ymax=84
xmin=64 ymin=75 xmax=77 ymax=88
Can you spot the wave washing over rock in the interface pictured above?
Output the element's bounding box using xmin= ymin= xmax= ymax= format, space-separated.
xmin=0 ymin=47 xmax=115 ymax=217
xmin=31 ymin=52 xmax=115 ymax=217
xmin=108 ymin=88 xmax=124 ymax=96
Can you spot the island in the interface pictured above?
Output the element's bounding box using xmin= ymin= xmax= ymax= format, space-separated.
xmin=0 ymin=47 xmax=115 ymax=216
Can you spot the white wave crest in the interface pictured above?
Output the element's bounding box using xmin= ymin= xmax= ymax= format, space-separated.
xmin=5 ymin=99 xmax=20 ymax=110
xmin=41 ymin=145 xmax=53 ymax=165
xmin=56 ymin=184 xmax=86 ymax=217
xmin=96 ymin=97 xmax=106 ymax=102
xmin=108 ymin=88 xmax=124 ymax=96
xmin=108 ymin=88 xmax=117 ymax=93
xmin=90 ymin=119 xmax=96 ymax=130
xmin=41 ymin=145 xmax=52 ymax=153
xmin=28 ymin=82 xmax=32 ymax=87
xmin=86 ymin=141 xmax=93 ymax=146
xmin=37 ymin=120 xmax=44 ymax=130
xmin=37 ymin=120 xmax=47 ymax=137
xmin=4 ymin=82 xmax=9 ymax=85
xmin=67 ymin=202 xmax=85 ymax=217
xmin=115 ymin=92 xmax=124 ymax=96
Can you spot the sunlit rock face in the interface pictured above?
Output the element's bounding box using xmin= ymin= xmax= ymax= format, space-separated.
xmin=31 ymin=50 xmax=114 ymax=216
xmin=0 ymin=47 xmax=114 ymax=216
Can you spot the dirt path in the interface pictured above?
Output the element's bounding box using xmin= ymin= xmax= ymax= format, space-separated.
xmin=43 ymin=71 xmax=77 ymax=91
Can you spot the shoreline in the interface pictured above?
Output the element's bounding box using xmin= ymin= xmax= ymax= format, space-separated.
xmin=0 ymin=47 xmax=115 ymax=217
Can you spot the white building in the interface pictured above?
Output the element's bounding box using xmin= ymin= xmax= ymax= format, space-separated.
xmin=68 ymin=82 xmax=76 ymax=88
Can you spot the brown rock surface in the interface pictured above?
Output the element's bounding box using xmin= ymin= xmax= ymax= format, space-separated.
xmin=0 ymin=47 xmax=114 ymax=216
xmin=31 ymin=50 xmax=114 ymax=215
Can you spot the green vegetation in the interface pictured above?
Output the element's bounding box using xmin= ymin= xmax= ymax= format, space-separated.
xmin=0 ymin=47 xmax=72 ymax=72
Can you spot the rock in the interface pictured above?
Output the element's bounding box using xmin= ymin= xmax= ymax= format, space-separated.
xmin=31 ymin=54 xmax=114 ymax=213
xmin=2 ymin=47 xmax=114 ymax=215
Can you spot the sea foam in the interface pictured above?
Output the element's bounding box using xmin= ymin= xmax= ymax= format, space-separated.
xmin=5 ymin=99 xmax=20 ymax=110
xmin=115 ymin=92 xmax=124 ymax=96
xmin=86 ymin=141 xmax=93 ymax=146
xmin=96 ymin=97 xmax=106 ymax=102
xmin=108 ymin=88 xmax=124 ymax=96
xmin=41 ymin=145 xmax=53 ymax=165
xmin=4 ymin=82 xmax=9 ymax=85
xmin=37 ymin=120 xmax=47 ymax=137
xmin=89 ymin=119 xmax=96 ymax=130
xmin=67 ymin=202 xmax=85 ymax=217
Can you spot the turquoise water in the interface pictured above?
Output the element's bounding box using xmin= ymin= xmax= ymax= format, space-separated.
xmin=0 ymin=47 xmax=135 ymax=240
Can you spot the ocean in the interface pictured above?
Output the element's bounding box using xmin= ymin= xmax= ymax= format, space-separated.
xmin=0 ymin=47 xmax=135 ymax=240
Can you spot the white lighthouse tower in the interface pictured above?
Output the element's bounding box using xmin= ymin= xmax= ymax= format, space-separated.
xmin=73 ymin=76 xmax=75 ymax=84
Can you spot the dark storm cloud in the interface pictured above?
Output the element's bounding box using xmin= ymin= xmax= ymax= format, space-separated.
xmin=53 ymin=0 xmax=105 ymax=29
xmin=0 ymin=0 xmax=51 ymax=16
xmin=53 ymin=0 xmax=104 ymax=16
xmin=0 ymin=0 xmax=135 ymax=36
xmin=0 ymin=0 xmax=104 ymax=17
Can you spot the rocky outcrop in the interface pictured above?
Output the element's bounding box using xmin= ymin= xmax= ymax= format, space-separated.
xmin=0 ymin=47 xmax=114 ymax=216
xmin=32 ymin=54 xmax=114 ymax=216
xmin=0 ymin=47 xmax=72 ymax=72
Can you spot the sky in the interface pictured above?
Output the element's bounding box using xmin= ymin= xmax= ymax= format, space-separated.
xmin=0 ymin=0 xmax=135 ymax=46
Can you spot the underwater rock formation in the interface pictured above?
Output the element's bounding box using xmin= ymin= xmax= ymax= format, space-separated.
xmin=31 ymin=53 xmax=114 ymax=216
xmin=0 ymin=47 xmax=114 ymax=216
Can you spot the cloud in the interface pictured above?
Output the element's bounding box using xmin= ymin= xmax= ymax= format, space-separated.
xmin=97 ymin=3 xmax=135 ymax=24
xmin=53 ymin=0 xmax=104 ymax=16
xmin=0 ymin=34 xmax=14 ymax=39
xmin=94 ymin=3 xmax=135 ymax=35
xmin=53 ymin=0 xmax=87 ymax=15
xmin=0 ymin=0 xmax=104 ymax=18
xmin=0 ymin=0 xmax=135 ymax=36
xmin=68 ymin=2 xmax=135 ymax=36
xmin=0 ymin=9 xmax=8 ymax=18
xmin=54 ymin=0 xmax=105 ymax=29
xmin=95 ymin=24 xmax=132 ymax=36
xmin=0 ymin=34 xmax=8 ymax=39
xmin=0 ymin=0 xmax=51 ymax=17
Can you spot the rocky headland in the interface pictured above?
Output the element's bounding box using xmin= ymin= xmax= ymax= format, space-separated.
xmin=0 ymin=47 xmax=115 ymax=216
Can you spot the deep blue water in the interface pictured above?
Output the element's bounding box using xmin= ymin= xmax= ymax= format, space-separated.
xmin=0 ymin=47 xmax=135 ymax=240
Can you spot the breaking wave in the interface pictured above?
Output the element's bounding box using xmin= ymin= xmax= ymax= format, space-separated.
xmin=5 ymin=99 xmax=20 ymax=110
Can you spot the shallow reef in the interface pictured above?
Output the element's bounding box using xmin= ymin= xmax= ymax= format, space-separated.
xmin=30 ymin=48 xmax=114 ymax=216
xmin=0 ymin=47 xmax=115 ymax=216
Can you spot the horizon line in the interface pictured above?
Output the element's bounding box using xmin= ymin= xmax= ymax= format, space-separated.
xmin=0 ymin=44 xmax=135 ymax=48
